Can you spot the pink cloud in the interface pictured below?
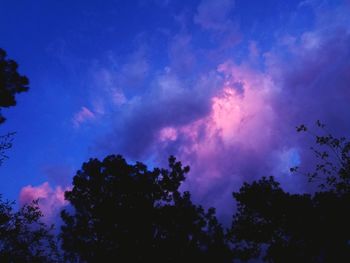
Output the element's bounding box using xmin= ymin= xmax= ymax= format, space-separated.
xmin=91 ymin=0 xmax=350 ymax=219
xmin=72 ymin=106 xmax=96 ymax=128
xmin=155 ymin=63 xmax=277 ymax=190
xmin=19 ymin=182 xmax=70 ymax=223
xmin=159 ymin=127 xmax=178 ymax=142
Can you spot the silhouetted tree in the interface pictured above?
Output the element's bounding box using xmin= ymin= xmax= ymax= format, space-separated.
xmin=0 ymin=48 xmax=29 ymax=166
xmin=0 ymin=196 xmax=60 ymax=262
xmin=230 ymin=122 xmax=350 ymax=263
xmin=230 ymin=176 xmax=350 ymax=262
xmin=61 ymin=155 xmax=232 ymax=262
xmin=292 ymin=121 xmax=350 ymax=193
xmin=0 ymin=48 xmax=29 ymax=124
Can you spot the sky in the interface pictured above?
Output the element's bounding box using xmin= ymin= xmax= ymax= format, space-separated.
xmin=0 ymin=0 xmax=350 ymax=222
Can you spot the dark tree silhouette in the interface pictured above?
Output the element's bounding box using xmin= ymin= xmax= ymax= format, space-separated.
xmin=230 ymin=177 xmax=350 ymax=262
xmin=292 ymin=121 xmax=350 ymax=193
xmin=230 ymin=122 xmax=350 ymax=263
xmin=61 ymin=155 xmax=232 ymax=262
xmin=0 ymin=48 xmax=29 ymax=124
xmin=0 ymin=49 xmax=59 ymax=262
xmin=0 ymin=48 xmax=29 ymax=166
xmin=0 ymin=196 xmax=60 ymax=262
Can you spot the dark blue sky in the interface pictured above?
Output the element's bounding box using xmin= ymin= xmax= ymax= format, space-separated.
xmin=1 ymin=0 xmax=350 ymax=220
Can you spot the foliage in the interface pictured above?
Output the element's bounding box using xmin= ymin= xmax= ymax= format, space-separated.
xmin=230 ymin=176 xmax=350 ymax=263
xmin=61 ymin=155 xmax=232 ymax=262
xmin=293 ymin=120 xmax=350 ymax=193
xmin=0 ymin=196 xmax=60 ymax=262
xmin=0 ymin=48 xmax=29 ymax=167
xmin=0 ymin=48 xmax=29 ymax=124
xmin=230 ymin=121 xmax=350 ymax=262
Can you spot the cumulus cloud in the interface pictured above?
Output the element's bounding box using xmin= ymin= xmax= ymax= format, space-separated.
xmin=97 ymin=68 xmax=223 ymax=159
xmin=149 ymin=62 xmax=280 ymax=212
xmin=94 ymin=1 xmax=350 ymax=216
xmin=66 ymin=0 xmax=350 ymax=220
xmin=19 ymin=182 xmax=70 ymax=224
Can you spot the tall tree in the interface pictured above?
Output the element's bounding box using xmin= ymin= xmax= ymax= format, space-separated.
xmin=61 ymin=155 xmax=232 ymax=262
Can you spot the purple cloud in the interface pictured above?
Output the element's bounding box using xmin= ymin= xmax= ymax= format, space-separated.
xmin=91 ymin=2 xmax=350 ymax=217
xmin=22 ymin=0 xmax=350 ymax=222
xmin=19 ymin=182 xmax=70 ymax=224
xmin=72 ymin=106 xmax=96 ymax=128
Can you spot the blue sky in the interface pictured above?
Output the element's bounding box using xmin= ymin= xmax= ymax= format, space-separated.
xmin=1 ymin=0 xmax=350 ymax=220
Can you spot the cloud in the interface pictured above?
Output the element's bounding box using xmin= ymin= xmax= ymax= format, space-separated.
xmin=168 ymin=33 xmax=197 ymax=75
xmin=32 ymin=1 xmax=350 ymax=226
xmin=84 ymin=46 xmax=150 ymax=120
xmin=149 ymin=4 xmax=347 ymax=206
xmin=69 ymin=0 xmax=350 ymax=220
xmin=99 ymin=67 xmax=224 ymax=158
xmin=194 ymin=0 xmax=234 ymax=31
xmin=19 ymin=182 xmax=70 ymax=224
xmin=150 ymin=62 xmax=279 ymax=209
xmin=72 ymin=106 xmax=96 ymax=128
xmin=194 ymin=0 xmax=240 ymax=48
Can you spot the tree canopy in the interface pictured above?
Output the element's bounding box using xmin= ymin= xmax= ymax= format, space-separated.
xmin=230 ymin=123 xmax=350 ymax=263
xmin=61 ymin=155 xmax=232 ymax=262
xmin=230 ymin=176 xmax=350 ymax=263
xmin=0 ymin=197 xmax=60 ymax=262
